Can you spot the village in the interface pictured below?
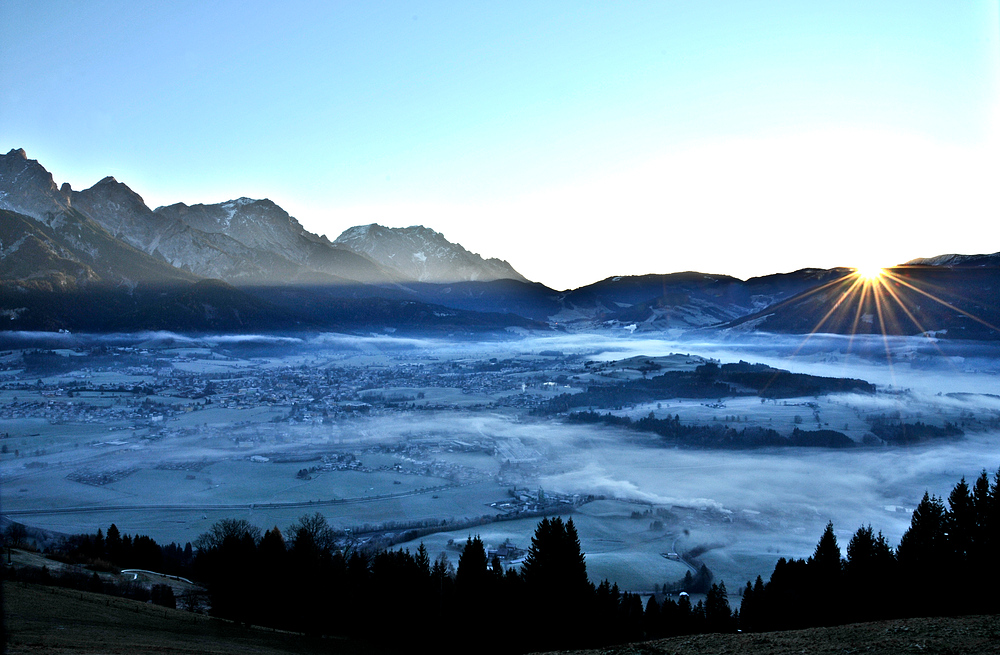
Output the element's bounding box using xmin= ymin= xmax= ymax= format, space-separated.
xmin=0 ymin=343 xmax=588 ymax=430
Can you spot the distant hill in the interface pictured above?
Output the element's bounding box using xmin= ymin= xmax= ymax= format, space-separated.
xmin=721 ymin=265 xmax=1000 ymax=340
xmin=551 ymin=269 xmax=852 ymax=330
xmin=904 ymin=251 xmax=1000 ymax=268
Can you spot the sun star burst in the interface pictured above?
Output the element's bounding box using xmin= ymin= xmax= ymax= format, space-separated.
xmin=854 ymin=265 xmax=885 ymax=281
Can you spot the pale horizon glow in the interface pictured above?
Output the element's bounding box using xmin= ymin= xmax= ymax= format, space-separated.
xmin=312 ymin=128 xmax=1000 ymax=288
xmin=3 ymin=1 xmax=998 ymax=290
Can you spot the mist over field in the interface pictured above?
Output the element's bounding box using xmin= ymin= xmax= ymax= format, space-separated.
xmin=3 ymin=329 xmax=999 ymax=590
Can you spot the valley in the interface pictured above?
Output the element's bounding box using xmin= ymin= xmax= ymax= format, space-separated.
xmin=4 ymin=330 xmax=1000 ymax=593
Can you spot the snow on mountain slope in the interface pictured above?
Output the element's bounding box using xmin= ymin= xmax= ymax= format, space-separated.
xmin=904 ymin=252 xmax=1000 ymax=268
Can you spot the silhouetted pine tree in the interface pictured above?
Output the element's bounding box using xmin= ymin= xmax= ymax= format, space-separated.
xmin=455 ymin=536 xmax=490 ymax=642
xmin=705 ymin=581 xmax=734 ymax=633
xmin=255 ymin=526 xmax=287 ymax=628
xmin=456 ymin=535 xmax=489 ymax=595
xmin=521 ymin=517 xmax=594 ymax=648
xmin=843 ymin=524 xmax=896 ymax=622
xmin=738 ymin=575 xmax=766 ymax=631
xmin=896 ymin=492 xmax=947 ymax=616
xmin=807 ymin=521 xmax=843 ymax=625
xmin=643 ymin=595 xmax=661 ymax=638
xmin=987 ymin=468 xmax=1000 ymax=610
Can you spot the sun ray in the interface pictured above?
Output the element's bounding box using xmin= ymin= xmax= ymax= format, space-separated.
xmin=759 ymin=273 xmax=867 ymax=394
xmin=846 ymin=276 xmax=872 ymax=354
xmin=782 ymin=262 xmax=998 ymax=379
xmin=870 ymin=278 xmax=898 ymax=384
xmin=788 ymin=275 xmax=866 ymax=352
xmin=881 ymin=269 xmax=1000 ymax=335
xmin=878 ymin=275 xmax=936 ymax=338
xmin=876 ymin=275 xmax=956 ymax=364
xmin=768 ymin=271 xmax=863 ymax=311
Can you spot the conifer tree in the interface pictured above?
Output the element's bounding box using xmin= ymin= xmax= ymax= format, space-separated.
xmin=897 ymin=492 xmax=946 ymax=571
xmin=810 ymin=521 xmax=842 ymax=579
xmin=106 ymin=523 xmax=122 ymax=562
xmin=456 ymin=535 xmax=488 ymax=595
xmin=971 ymin=471 xmax=991 ymax=562
xmin=415 ymin=542 xmax=431 ymax=576
xmin=843 ymin=524 xmax=895 ymax=622
xmin=705 ymin=581 xmax=733 ymax=632
xmin=945 ymin=477 xmax=975 ymax=565
xmin=521 ymin=517 xmax=593 ymax=648
xmin=644 ymin=595 xmax=661 ymax=638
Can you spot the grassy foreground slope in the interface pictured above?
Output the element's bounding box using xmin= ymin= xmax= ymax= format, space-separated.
xmin=2 ymin=582 xmax=385 ymax=655
xmin=4 ymin=581 xmax=1000 ymax=655
xmin=544 ymin=614 xmax=1000 ymax=655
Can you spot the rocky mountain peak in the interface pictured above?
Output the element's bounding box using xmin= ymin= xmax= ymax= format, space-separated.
xmin=75 ymin=175 xmax=149 ymax=216
xmin=154 ymin=196 xmax=311 ymax=253
xmin=332 ymin=223 xmax=528 ymax=284
xmin=0 ymin=148 xmax=72 ymax=224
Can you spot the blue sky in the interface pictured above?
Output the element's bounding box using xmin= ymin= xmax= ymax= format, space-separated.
xmin=3 ymin=1 xmax=998 ymax=289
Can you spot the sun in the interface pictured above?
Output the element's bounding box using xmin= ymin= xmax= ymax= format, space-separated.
xmin=854 ymin=264 xmax=886 ymax=281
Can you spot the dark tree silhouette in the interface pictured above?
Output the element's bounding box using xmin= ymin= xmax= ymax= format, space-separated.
xmin=843 ymin=524 xmax=896 ymax=622
xmin=705 ymin=581 xmax=734 ymax=632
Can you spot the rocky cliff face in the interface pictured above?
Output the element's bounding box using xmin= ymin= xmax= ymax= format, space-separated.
xmin=70 ymin=179 xmax=289 ymax=282
xmin=0 ymin=151 xmax=197 ymax=286
xmin=155 ymin=200 xmax=394 ymax=285
xmin=0 ymin=150 xmax=399 ymax=286
xmin=333 ymin=224 xmax=528 ymax=284
xmin=0 ymin=148 xmax=73 ymax=226
xmin=155 ymin=198 xmax=320 ymax=258
xmin=0 ymin=209 xmax=101 ymax=290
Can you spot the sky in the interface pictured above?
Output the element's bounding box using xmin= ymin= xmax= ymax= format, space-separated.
xmin=2 ymin=1 xmax=999 ymax=290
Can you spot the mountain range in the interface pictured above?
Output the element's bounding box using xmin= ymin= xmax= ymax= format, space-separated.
xmin=2 ymin=148 xmax=997 ymax=338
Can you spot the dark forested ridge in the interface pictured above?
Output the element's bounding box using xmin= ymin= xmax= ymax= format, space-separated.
xmin=538 ymin=361 xmax=876 ymax=416
xmin=5 ymin=468 xmax=1000 ymax=653
xmin=566 ymin=410 xmax=961 ymax=450
xmin=566 ymin=410 xmax=860 ymax=449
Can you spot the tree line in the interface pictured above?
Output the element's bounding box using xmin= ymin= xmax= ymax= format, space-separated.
xmin=191 ymin=514 xmax=630 ymax=652
xmin=567 ymin=410 xmax=857 ymax=449
xmin=740 ymin=467 xmax=1000 ymax=630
